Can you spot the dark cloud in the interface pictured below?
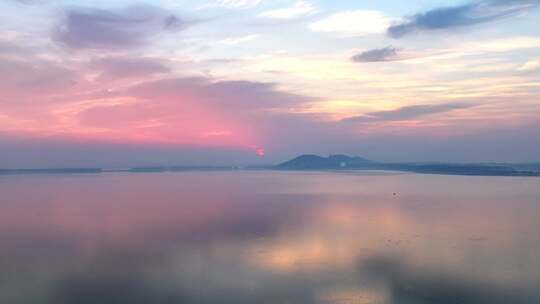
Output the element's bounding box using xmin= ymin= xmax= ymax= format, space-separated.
xmin=342 ymin=103 xmax=472 ymax=123
xmin=91 ymin=57 xmax=170 ymax=80
xmin=352 ymin=46 xmax=401 ymax=63
xmin=388 ymin=0 xmax=540 ymax=38
xmin=130 ymin=77 xmax=314 ymax=110
xmin=53 ymin=5 xmax=190 ymax=50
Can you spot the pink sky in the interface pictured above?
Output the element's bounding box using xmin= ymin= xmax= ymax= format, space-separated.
xmin=1 ymin=0 xmax=540 ymax=166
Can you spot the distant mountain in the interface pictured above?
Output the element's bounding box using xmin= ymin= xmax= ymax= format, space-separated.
xmin=276 ymin=154 xmax=372 ymax=170
xmin=276 ymin=154 xmax=540 ymax=177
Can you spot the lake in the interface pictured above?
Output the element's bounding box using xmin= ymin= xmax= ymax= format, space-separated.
xmin=0 ymin=171 xmax=539 ymax=303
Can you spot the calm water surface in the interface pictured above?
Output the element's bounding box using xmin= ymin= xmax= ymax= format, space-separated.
xmin=0 ymin=171 xmax=539 ymax=303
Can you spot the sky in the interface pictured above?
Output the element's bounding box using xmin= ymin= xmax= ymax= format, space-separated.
xmin=0 ymin=0 xmax=540 ymax=167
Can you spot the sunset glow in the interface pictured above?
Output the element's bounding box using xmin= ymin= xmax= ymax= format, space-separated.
xmin=1 ymin=3 xmax=540 ymax=301
xmin=1 ymin=0 xmax=540 ymax=166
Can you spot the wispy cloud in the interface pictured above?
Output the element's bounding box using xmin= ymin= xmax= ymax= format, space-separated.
xmin=0 ymin=56 xmax=79 ymax=101
xmin=389 ymin=0 xmax=540 ymax=38
xmin=219 ymin=34 xmax=260 ymax=45
xmin=310 ymin=10 xmax=391 ymax=37
xmin=352 ymin=46 xmax=402 ymax=62
xmin=11 ymin=0 xmax=44 ymax=4
xmin=259 ymin=1 xmax=318 ymax=20
xmin=342 ymin=103 xmax=473 ymax=123
xmin=53 ymin=5 xmax=189 ymax=50
xmin=208 ymin=0 xmax=263 ymax=9
xmin=90 ymin=56 xmax=170 ymax=81
xmin=518 ymin=59 xmax=540 ymax=71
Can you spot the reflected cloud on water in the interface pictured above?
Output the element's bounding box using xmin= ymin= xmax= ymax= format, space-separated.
xmin=0 ymin=172 xmax=539 ymax=303
xmin=360 ymin=254 xmax=540 ymax=304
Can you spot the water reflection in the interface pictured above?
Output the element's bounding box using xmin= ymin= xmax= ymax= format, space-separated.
xmin=0 ymin=172 xmax=539 ymax=303
xmin=360 ymin=254 xmax=540 ymax=304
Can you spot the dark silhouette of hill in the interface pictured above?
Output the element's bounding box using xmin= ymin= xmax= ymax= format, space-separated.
xmin=277 ymin=154 xmax=372 ymax=170
xmin=276 ymin=154 xmax=540 ymax=177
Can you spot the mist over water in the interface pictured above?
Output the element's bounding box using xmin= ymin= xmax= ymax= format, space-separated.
xmin=1 ymin=171 xmax=539 ymax=303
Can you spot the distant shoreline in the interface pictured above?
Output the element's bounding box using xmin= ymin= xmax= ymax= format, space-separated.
xmin=2 ymin=154 xmax=539 ymax=177
xmin=0 ymin=166 xmax=266 ymax=176
xmin=1 ymin=166 xmax=539 ymax=177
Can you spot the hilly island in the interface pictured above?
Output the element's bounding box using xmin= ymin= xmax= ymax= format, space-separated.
xmin=276 ymin=154 xmax=540 ymax=177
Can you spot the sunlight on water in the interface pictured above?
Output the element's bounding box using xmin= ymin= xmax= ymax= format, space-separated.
xmin=0 ymin=171 xmax=539 ymax=303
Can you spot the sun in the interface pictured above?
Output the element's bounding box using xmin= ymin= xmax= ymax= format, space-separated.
xmin=255 ymin=148 xmax=266 ymax=157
